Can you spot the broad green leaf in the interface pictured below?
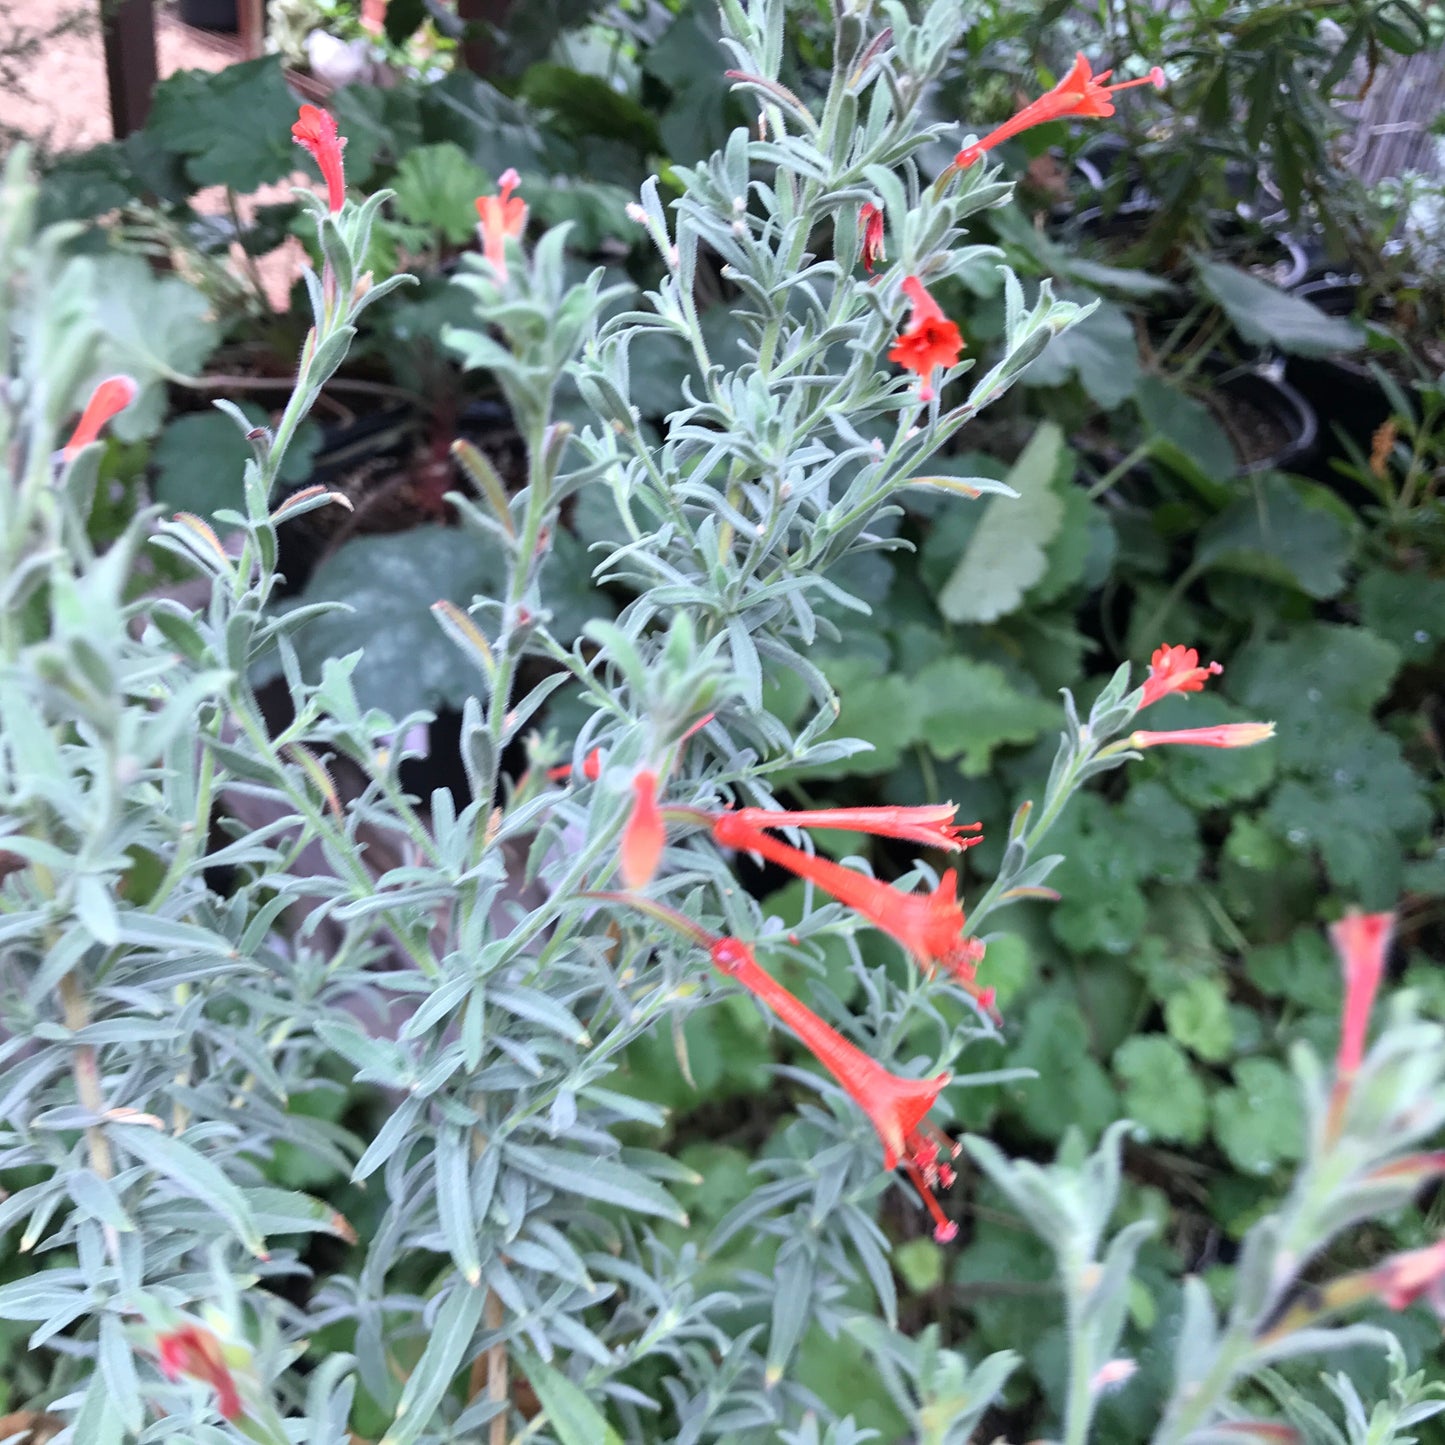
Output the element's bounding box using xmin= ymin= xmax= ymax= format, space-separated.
xmin=1212 ymin=1058 xmax=1303 ymax=1174
xmin=281 ymin=527 xmax=506 ymax=717
xmin=1007 ymin=992 xmax=1121 ymax=1141
xmin=935 ymin=422 xmax=1068 ymax=623
xmin=152 ymin=407 xmax=320 ymax=522
xmin=379 ymin=1284 xmax=485 ymax=1445
xmin=894 ymin=1238 xmax=946 ymax=1294
xmin=519 ymin=1355 xmax=623 ymax=1445
xmin=1063 ymin=257 xmax=1177 ymax=299
xmin=66 ymin=255 xmax=219 ymax=438
xmin=1023 ymin=300 xmax=1141 ymax=408
xmin=520 ymin=64 xmax=662 ymax=154
xmin=1026 ymin=484 xmax=1098 ymax=608
xmin=1114 ymin=1035 xmax=1209 ymax=1146
xmin=1357 ymin=566 xmax=1445 ymax=663
xmin=1048 ymin=794 xmax=1151 ymax=955
xmin=1263 ymin=729 xmax=1429 ymax=907
xmin=1147 ymin=695 xmax=1278 ymax=810
xmin=1135 ymin=375 xmax=1237 ymax=485
xmin=816 ymin=657 xmax=922 ymax=777
xmin=1165 ymin=975 xmax=1233 ymax=1063
xmin=392 ymin=142 xmax=491 ymax=246
xmin=914 ymin=656 xmax=1059 ymax=776
xmin=644 ymin=6 xmax=736 ymax=165
xmin=1245 ymin=930 xmax=1340 ymax=1013
xmin=1195 ymin=475 xmax=1354 ymax=599
xmin=145 ymin=58 xmax=300 ymax=193
xmin=1195 ymin=258 xmax=1366 ymax=356
xmin=1119 ymin=781 xmax=1202 ymax=885
xmin=528 ymin=178 xmax=638 ymax=250
xmin=1229 ymin=623 xmax=1400 ymax=756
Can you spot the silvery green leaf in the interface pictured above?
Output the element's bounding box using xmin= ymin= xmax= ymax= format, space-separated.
xmin=114 ymin=1124 xmax=265 ymax=1256
xmin=378 ymin=1283 xmax=486 ymax=1445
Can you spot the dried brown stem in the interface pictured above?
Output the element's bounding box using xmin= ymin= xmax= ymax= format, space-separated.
xmin=485 ymin=1286 xmax=507 ymax=1445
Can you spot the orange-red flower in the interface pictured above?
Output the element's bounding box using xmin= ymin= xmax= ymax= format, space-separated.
xmin=548 ymin=746 xmax=603 ymax=784
xmin=475 ymin=168 xmax=527 ymax=282
xmin=721 ymin=804 xmax=981 ymax=853
xmin=711 ymin=936 xmax=959 ymax=1240
xmin=955 ymin=53 xmax=1166 ymax=169
xmin=1331 ymin=911 xmax=1394 ymax=1081
xmin=859 ymin=202 xmax=886 ymax=273
xmin=887 ymin=275 xmax=964 ymax=402
xmin=1129 ymin=723 xmax=1275 ymax=750
xmin=712 ymin=814 xmax=991 ymax=1011
xmin=1139 ymin=643 xmax=1222 ymax=708
xmin=620 ymin=770 xmax=665 ymax=889
xmin=156 ymin=1322 xmax=242 ymax=1420
xmin=292 ymin=104 xmax=347 ymax=212
xmin=63 ymin=374 xmax=138 ymax=459
xmin=1371 ymin=1238 xmax=1445 ymax=1317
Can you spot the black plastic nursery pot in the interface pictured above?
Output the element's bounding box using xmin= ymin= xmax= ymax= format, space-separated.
xmin=1280 ymin=276 xmax=1396 ymax=464
xmin=178 ymin=0 xmax=239 ymax=30
xmin=1066 ymin=202 xmax=1310 ymax=291
xmin=1206 ymin=366 xmax=1318 ymax=476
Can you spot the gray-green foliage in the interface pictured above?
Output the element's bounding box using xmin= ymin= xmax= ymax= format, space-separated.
xmin=1 ymin=1 xmax=1440 ymax=1441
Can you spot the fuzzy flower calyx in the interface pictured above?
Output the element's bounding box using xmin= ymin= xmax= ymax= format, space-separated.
xmin=710 ymin=936 xmax=959 ymax=1240
xmin=63 ymin=375 xmax=138 ymax=459
xmin=475 ymin=168 xmax=527 ymax=282
xmin=955 ymin=53 xmax=1166 ymax=169
xmin=859 ymin=202 xmax=886 ymax=273
xmin=292 ymin=104 xmax=346 ymax=212
xmin=888 ymin=275 xmax=964 ymax=403
xmin=1139 ymin=643 xmax=1222 ymax=708
xmin=156 ymin=1322 xmax=243 ymax=1420
xmin=620 ymin=770 xmax=665 ymax=889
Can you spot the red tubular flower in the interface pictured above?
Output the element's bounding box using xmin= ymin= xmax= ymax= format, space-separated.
xmin=1139 ymin=643 xmax=1223 ymax=708
xmin=475 ymin=168 xmax=527 ymax=282
xmin=710 ymin=936 xmax=959 ymax=1240
xmin=292 ymin=104 xmax=347 ymax=212
xmin=620 ymin=770 xmax=665 ymax=889
xmin=1331 ymin=911 xmax=1394 ymax=1081
xmin=955 ymin=53 xmax=1166 ymax=168
xmin=63 ymin=375 xmax=138 ymax=459
xmin=722 ymin=804 xmax=981 ymax=853
xmin=1129 ymin=723 xmax=1275 ymax=750
xmin=1370 ymin=1238 xmax=1445 ymax=1317
xmin=156 ymin=1323 xmax=242 ymax=1420
xmin=548 ymin=746 xmax=603 ymax=784
xmin=859 ymin=202 xmax=886 ymax=273
xmin=713 ymin=815 xmax=991 ymax=1012
xmin=887 ymin=275 xmax=964 ymax=402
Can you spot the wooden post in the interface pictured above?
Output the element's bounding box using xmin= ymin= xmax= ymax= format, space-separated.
xmin=102 ymin=0 xmax=159 ymax=137
xmin=456 ymin=0 xmax=513 ymax=77
xmin=239 ymin=0 xmax=266 ymax=59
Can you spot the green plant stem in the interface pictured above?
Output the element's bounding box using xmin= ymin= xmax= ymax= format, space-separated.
xmin=968 ymin=749 xmax=1088 ymax=932
xmin=1153 ymin=1331 xmax=1252 ymax=1445
xmin=1061 ymin=1266 xmax=1096 ymax=1445
xmin=1087 ymin=441 xmax=1154 ymax=499
xmin=477 ymin=420 xmax=554 ymax=829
